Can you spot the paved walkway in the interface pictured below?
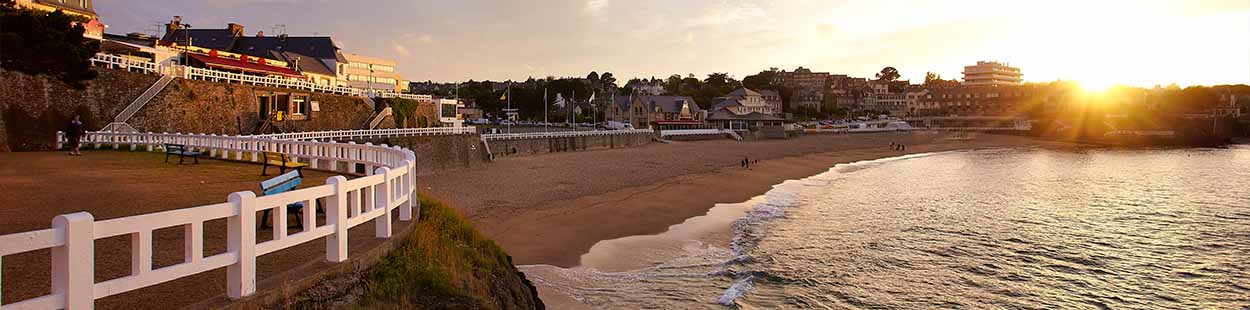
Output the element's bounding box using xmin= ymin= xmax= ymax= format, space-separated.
xmin=0 ymin=150 xmax=391 ymax=309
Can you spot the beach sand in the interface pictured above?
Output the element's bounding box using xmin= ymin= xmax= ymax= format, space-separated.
xmin=421 ymin=132 xmax=1075 ymax=308
xmin=423 ymin=132 xmax=1071 ymax=267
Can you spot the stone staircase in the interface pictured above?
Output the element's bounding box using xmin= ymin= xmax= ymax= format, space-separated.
xmin=101 ymin=74 xmax=175 ymax=132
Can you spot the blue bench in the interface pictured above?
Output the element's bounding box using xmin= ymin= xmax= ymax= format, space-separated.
xmin=163 ymin=143 xmax=202 ymax=164
xmin=258 ymin=171 xmax=318 ymax=229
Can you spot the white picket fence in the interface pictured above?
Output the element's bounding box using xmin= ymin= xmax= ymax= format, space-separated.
xmin=481 ymin=129 xmax=655 ymax=141
xmin=183 ymin=66 xmax=359 ymax=96
xmin=89 ymin=54 xmax=161 ymax=75
xmin=251 ymin=127 xmax=477 ymax=141
xmin=1 ymin=131 xmax=418 ymax=310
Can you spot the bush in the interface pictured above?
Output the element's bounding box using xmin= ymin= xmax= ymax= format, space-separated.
xmin=0 ymin=0 xmax=99 ymax=88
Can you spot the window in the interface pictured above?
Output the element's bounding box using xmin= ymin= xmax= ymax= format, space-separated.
xmin=291 ymin=95 xmax=308 ymax=116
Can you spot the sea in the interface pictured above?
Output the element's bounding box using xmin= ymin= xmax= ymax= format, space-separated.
xmin=519 ymin=146 xmax=1250 ymax=309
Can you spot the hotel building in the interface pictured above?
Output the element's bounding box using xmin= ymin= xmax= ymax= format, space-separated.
xmin=962 ymin=61 xmax=1023 ymax=86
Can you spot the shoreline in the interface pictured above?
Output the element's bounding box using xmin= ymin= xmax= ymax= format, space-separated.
xmin=422 ymin=133 xmax=1082 ymax=268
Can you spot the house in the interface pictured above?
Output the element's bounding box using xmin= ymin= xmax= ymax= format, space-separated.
xmin=161 ymin=22 xmax=357 ymax=87
xmin=607 ymin=95 xmax=706 ymax=129
xmin=713 ymin=88 xmax=779 ymax=116
xmin=759 ymin=90 xmax=784 ymax=117
xmin=16 ymin=0 xmax=105 ymax=39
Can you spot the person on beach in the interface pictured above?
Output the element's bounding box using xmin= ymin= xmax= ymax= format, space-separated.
xmin=65 ymin=114 xmax=84 ymax=156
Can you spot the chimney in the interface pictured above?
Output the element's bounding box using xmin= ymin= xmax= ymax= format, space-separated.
xmin=256 ymin=30 xmax=265 ymax=37
xmin=227 ymin=23 xmax=244 ymax=37
xmin=163 ymin=16 xmax=183 ymax=37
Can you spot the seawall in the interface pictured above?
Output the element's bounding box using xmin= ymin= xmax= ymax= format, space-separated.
xmin=1 ymin=68 xmax=377 ymax=151
xmin=488 ymin=132 xmax=653 ymax=158
xmin=356 ymin=134 xmax=490 ymax=175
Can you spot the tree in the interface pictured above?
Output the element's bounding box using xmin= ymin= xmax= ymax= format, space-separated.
xmin=876 ymin=67 xmax=900 ymax=82
xmin=600 ymin=72 xmax=617 ymax=90
xmin=924 ymin=72 xmax=942 ymax=84
xmin=0 ymin=0 xmax=100 ymax=88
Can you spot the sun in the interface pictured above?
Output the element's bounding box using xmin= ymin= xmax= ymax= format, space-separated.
xmin=1077 ymin=79 xmax=1115 ymax=94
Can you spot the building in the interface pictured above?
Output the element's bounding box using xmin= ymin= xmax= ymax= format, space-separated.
xmin=162 ymin=22 xmax=346 ymax=85
xmin=625 ymin=79 xmax=666 ymax=95
xmin=16 ymin=0 xmax=104 ymax=39
xmin=339 ymin=53 xmax=405 ymax=92
xmin=863 ymin=82 xmax=908 ymax=116
xmin=773 ymin=67 xmax=833 ymax=113
xmin=705 ymin=110 xmax=786 ymax=132
xmin=919 ymin=85 xmax=1047 ymax=117
xmin=759 ymin=90 xmax=784 ymax=117
xmin=904 ymin=89 xmax=931 ymax=117
xmin=607 ymin=95 xmax=706 ymax=129
xmin=962 ymin=61 xmax=1023 ymax=86
xmin=713 ymin=88 xmax=778 ymax=116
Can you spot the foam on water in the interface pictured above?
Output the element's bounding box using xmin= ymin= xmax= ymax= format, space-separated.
xmin=524 ymin=148 xmax=1250 ymax=309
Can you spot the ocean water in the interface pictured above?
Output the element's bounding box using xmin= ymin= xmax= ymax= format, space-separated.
xmin=521 ymin=147 xmax=1250 ymax=309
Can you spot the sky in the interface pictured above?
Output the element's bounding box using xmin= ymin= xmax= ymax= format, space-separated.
xmin=97 ymin=0 xmax=1250 ymax=87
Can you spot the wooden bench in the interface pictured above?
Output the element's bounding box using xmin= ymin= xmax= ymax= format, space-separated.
xmin=163 ymin=143 xmax=202 ymax=164
xmin=258 ymin=170 xmax=320 ymax=229
xmin=262 ymin=152 xmax=308 ymax=176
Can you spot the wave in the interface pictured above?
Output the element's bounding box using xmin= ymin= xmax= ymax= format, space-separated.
xmin=718 ymin=151 xmax=957 ymax=307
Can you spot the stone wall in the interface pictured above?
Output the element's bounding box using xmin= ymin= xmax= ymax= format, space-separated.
xmin=357 ymin=134 xmax=489 ymax=175
xmin=0 ymin=68 xmax=376 ymax=151
xmin=488 ymin=132 xmax=653 ymax=158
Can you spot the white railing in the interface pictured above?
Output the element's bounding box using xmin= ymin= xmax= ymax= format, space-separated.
xmin=482 ymin=129 xmax=655 ymax=141
xmin=367 ymin=107 xmax=393 ymax=130
xmin=659 ymin=129 xmax=723 ymax=138
xmin=113 ymin=74 xmax=175 ymax=124
xmin=183 ymin=66 xmax=358 ymax=96
xmin=90 ymin=54 xmax=161 ymax=75
xmin=251 ymin=126 xmax=477 ymax=141
xmin=3 ymin=131 xmax=418 ymax=309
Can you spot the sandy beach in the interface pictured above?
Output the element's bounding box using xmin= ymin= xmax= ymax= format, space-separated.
xmin=420 ymin=132 xmax=1078 ymax=308
xmin=422 ymin=132 xmax=1075 ymax=267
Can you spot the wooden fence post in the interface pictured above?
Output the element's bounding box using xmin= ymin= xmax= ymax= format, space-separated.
xmin=52 ymin=212 xmax=94 ymax=310
xmin=326 ymin=176 xmax=349 ymax=262
xmin=226 ymin=191 xmax=256 ymax=299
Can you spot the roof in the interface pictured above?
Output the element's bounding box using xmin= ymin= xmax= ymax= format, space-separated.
xmin=162 ymin=29 xmax=237 ymax=51
xmin=725 ymin=88 xmax=762 ymax=98
xmin=641 ymin=96 xmax=702 ymax=114
xmin=232 ymin=36 xmax=339 ymax=61
xmin=187 ymin=53 xmax=302 ymax=77
xmin=613 ymin=95 xmax=633 ymax=110
xmin=712 ymin=98 xmax=746 ymax=110
xmin=103 ymin=33 xmax=156 ymax=46
xmin=273 ymin=51 xmax=335 ymax=76
xmin=706 ymin=109 xmax=786 ymax=121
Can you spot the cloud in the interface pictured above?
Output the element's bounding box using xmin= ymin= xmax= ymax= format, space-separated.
xmin=585 ymin=0 xmax=610 ymax=14
xmin=393 ymin=43 xmax=411 ymax=57
xmin=687 ymin=1 xmax=766 ymax=27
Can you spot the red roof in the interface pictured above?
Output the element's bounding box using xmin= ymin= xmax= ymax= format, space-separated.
xmin=188 ymin=53 xmax=302 ymax=78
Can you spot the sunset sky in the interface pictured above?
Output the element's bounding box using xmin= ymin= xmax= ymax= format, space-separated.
xmin=98 ymin=0 xmax=1250 ymax=87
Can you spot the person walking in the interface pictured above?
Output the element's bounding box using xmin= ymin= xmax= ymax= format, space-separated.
xmin=65 ymin=114 xmax=84 ymax=156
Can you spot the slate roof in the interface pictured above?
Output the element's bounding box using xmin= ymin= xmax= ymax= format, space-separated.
xmin=272 ymin=51 xmax=335 ymax=76
xmin=641 ymin=96 xmax=702 ymax=114
xmin=161 ymin=28 xmax=340 ymax=61
xmin=161 ymin=29 xmax=237 ymax=51
xmin=724 ymin=88 xmax=762 ymax=98
xmin=232 ymin=36 xmax=339 ymax=61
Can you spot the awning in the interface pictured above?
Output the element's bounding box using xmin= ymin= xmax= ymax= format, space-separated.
xmin=188 ymin=53 xmax=302 ymax=78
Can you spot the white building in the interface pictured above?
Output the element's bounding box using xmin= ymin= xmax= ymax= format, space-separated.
xmin=962 ymin=61 xmax=1022 ymax=86
xmin=713 ymin=88 xmax=779 ymax=116
xmin=338 ymin=53 xmax=406 ymax=92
